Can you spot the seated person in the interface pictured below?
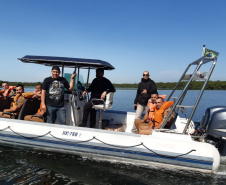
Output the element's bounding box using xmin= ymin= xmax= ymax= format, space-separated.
xmin=0 ymin=84 xmax=25 ymax=118
xmin=147 ymin=92 xmax=167 ymax=122
xmin=24 ymin=102 xmax=46 ymax=122
xmin=135 ymin=97 xmax=174 ymax=134
xmin=32 ymin=83 xmax=42 ymax=98
xmin=0 ymin=82 xmax=16 ymax=97
xmin=79 ymin=68 xmax=115 ymax=128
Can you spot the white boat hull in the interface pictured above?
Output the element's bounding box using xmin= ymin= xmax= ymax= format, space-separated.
xmin=0 ymin=117 xmax=220 ymax=173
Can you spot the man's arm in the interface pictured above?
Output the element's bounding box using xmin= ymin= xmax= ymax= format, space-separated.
xmin=4 ymin=106 xmax=18 ymax=113
xmin=33 ymin=90 xmax=42 ymax=97
xmin=101 ymin=79 xmax=115 ymax=99
xmin=4 ymin=96 xmax=25 ymax=113
xmin=101 ymin=91 xmax=107 ymax=99
xmin=142 ymin=109 xmax=150 ymax=123
xmin=82 ymin=78 xmax=94 ymax=96
xmin=106 ymin=79 xmax=116 ymax=93
xmin=68 ymin=74 xmax=76 ymax=91
xmin=134 ymin=83 xmax=141 ymax=104
xmin=36 ymin=110 xmax=45 ymax=116
xmin=41 ymin=90 xmax=47 ymax=112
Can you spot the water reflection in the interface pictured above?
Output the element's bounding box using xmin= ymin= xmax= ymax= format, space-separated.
xmin=0 ymin=146 xmax=226 ymax=185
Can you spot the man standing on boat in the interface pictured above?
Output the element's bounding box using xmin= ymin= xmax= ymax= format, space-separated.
xmin=79 ymin=68 xmax=115 ymax=128
xmin=132 ymin=71 xmax=157 ymax=133
xmin=41 ymin=66 xmax=76 ymax=125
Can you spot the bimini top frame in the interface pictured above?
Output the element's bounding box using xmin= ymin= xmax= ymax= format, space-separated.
xmin=18 ymin=55 xmax=115 ymax=70
xmin=18 ymin=55 xmax=115 ymax=89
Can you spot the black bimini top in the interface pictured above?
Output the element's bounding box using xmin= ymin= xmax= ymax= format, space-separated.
xmin=18 ymin=55 xmax=115 ymax=70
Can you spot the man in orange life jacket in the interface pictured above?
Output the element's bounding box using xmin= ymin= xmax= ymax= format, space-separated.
xmin=0 ymin=84 xmax=25 ymax=118
xmin=1 ymin=82 xmax=16 ymax=97
xmin=142 ymin=97 xmax=173 ymax=129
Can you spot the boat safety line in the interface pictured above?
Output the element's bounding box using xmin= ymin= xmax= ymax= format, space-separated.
xmin=0 ymin=126 xmax=9 ymax=131
xmin=1 ymin=126 xmax=197 ymax=159
xmin=142 ymin=144 xmax=196 ymax=159
xmin=93 ymin=137 xmax=142 ymax=148
xmin=8 ymin=126 xmax=51 ymax=139
xmin=94 ymin=137 xmax=196 ymax=158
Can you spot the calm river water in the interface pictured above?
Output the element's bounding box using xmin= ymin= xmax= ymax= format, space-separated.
xmin=0 ymin=89 xmax=226 ymax=184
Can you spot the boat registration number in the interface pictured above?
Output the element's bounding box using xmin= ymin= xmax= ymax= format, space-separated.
xmin=62 ymin=131 xmax=81 ymax=137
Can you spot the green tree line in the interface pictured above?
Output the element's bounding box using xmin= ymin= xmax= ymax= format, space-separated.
xmin=1 ymin=80 xmax=226 ymax=90
xmin=114 ymin=81 xmax=226 ymax=90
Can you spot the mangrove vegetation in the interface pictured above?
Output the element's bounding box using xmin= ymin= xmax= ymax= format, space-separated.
xmin=1 ymin=80 xmax=226 ymax=90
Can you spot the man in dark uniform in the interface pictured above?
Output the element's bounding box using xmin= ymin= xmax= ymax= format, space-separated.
xmin=79 ymin=68 xmax=115 ymax=128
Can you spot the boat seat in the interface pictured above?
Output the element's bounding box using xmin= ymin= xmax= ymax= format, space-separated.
xmin=18 ymin=98 xmax=41 ymax=120
xmin=0 ymin=96 xmax=18 ymax=119
xmin=23 ymin=101 xmax=46 ymax=123
xmin=0 ymin=96 xmax=14 ymax=112
xmin=92 ymin=92 xmax=114 ymax=129
xmin=0 ymin=111 xmax=19 ymax=119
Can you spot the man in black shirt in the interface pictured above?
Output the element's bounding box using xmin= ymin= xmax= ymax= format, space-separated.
xmin=41 ymin=66 xmax=76 ymax=124
xmin=79 ymin=68 xmax=115 ymax=128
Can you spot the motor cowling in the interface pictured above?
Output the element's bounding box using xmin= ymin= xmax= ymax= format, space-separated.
xmin=200 ymin=106 xmax=226 ymax=139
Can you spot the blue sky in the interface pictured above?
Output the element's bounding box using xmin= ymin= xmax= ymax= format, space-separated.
xmin=0 ymin=0 xmax=225 ymax=84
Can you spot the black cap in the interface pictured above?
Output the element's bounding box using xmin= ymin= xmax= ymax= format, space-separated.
xmin=52 ymin=66 xmax=60 ymax=71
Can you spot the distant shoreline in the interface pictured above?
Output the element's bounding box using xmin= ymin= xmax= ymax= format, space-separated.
xmin=1 ymin=80 xmax=226 ymax=90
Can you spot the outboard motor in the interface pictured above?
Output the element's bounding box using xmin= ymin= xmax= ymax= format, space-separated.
xmin=200 ymin=106 xmax=226 ymax=156
xmin=200 ymin=106 xmax=226 ymax=130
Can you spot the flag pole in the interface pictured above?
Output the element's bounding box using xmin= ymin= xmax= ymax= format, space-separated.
xmin=202 ymin=44 xmax=206 ymax=56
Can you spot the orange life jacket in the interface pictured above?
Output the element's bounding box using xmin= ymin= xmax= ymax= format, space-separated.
xmin=22 ymin=92 xmax=34 ymax=98
xmin=3 ymin=86 xmax=16 ymax=97
xmin=0 ymin=90 xmax=5 ymax=97
xmin=149 ymin=101 xmax=174 ymax=127
xmin=147 ymin=103 xmax=155 ymax=120
xmin=12 ymin=94 xmax=20 ymax=107
xmin=147 ymin=95 xmax=167 ymax=120
xmin=11 ymin=94 xmax=21 ymax=116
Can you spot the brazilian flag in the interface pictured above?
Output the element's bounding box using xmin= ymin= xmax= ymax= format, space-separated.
xmin=204 ymin=48 xmax=219 ymax=58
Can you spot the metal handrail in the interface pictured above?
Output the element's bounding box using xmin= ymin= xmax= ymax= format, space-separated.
xmin=182 ymin=57 xmax=217 ymax=133
xmin=160 ymin=54 xmax=218 ymax=134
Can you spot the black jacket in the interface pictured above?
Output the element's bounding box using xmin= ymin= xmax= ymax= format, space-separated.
xmin=134 ymin=78 xmax=157 ymax=106
xmin=88 ymin=77 xmax=116 ymax=99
